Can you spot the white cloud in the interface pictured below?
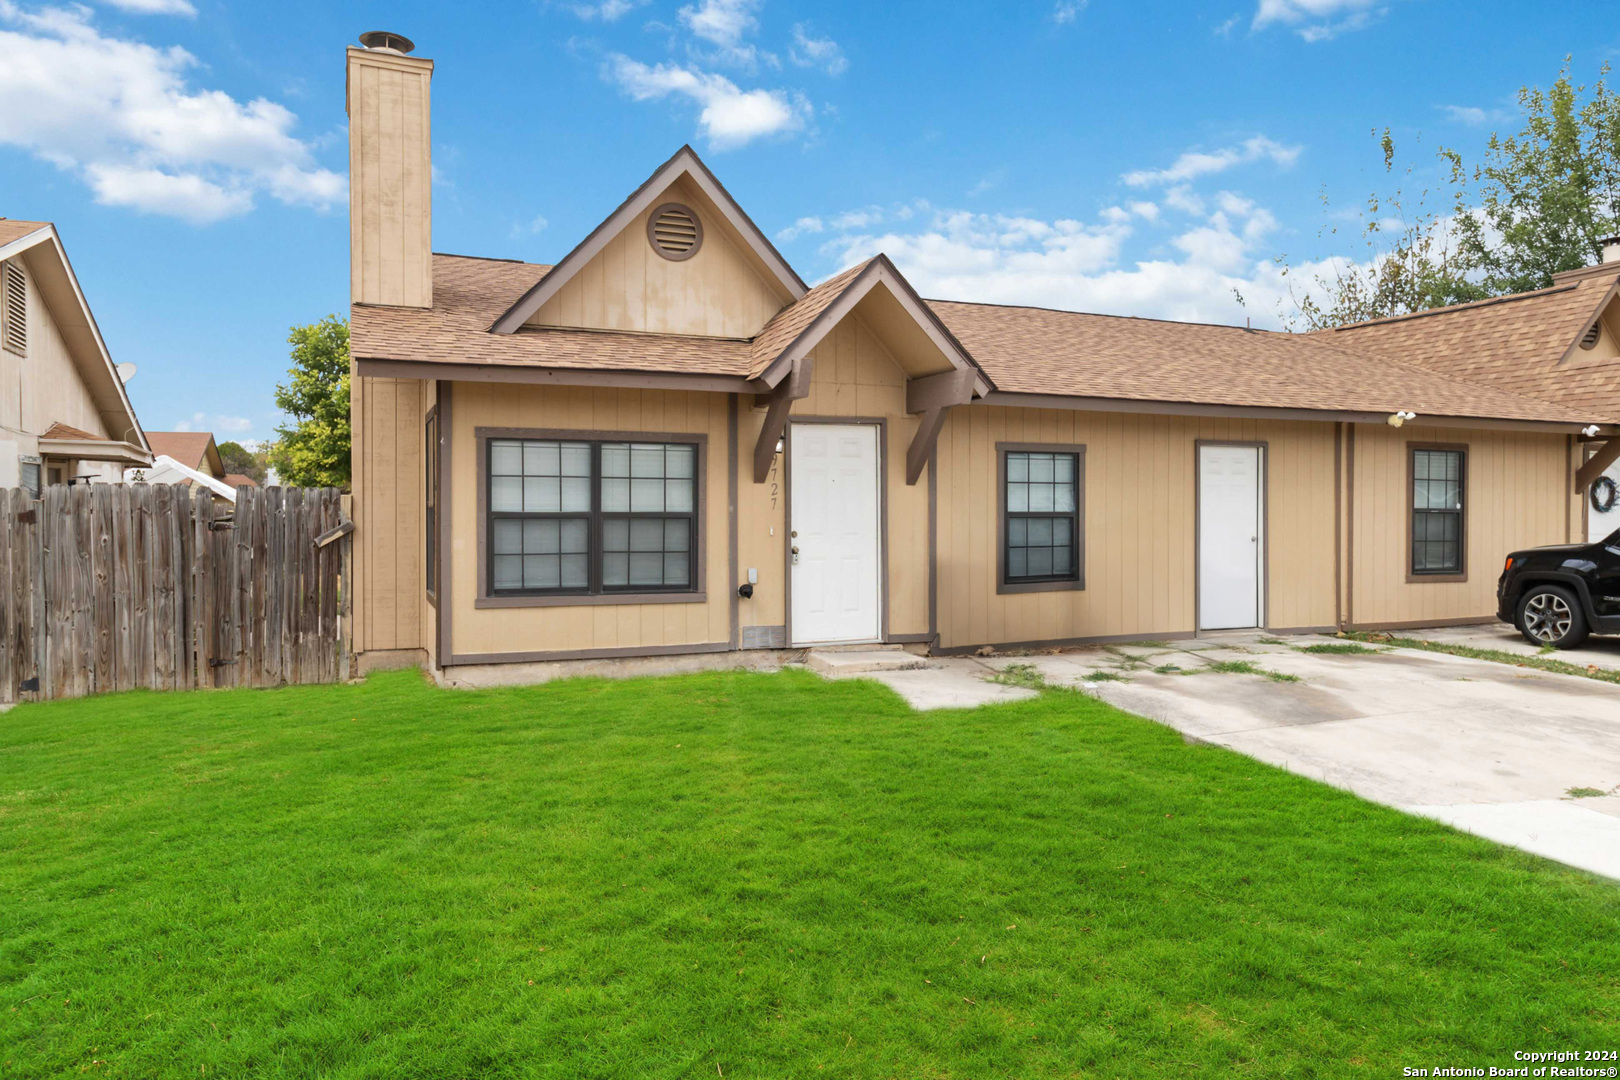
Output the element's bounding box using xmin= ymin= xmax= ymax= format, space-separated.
xmin=676 ymin=0 xmax=769 ymax=68
xmin=1053 ymin=1 xmax=1086 ymax=24
xmin=789 ymin=23 xmax=846 ymax=76
xmin=606 ymin=54 xmax=809 ymax=148
xmin=566 ymin=0 xmax=648 ymax=19
xmin=1252 ymin=0 xmax=1385 ymax=41
xmin=776 ymin=215 xmax=823 ymax=241
xmin=1440 ymin=103 xmax=1510 ymax=127
xmin=1123 ymin=135 xmax=1300 ymax=187
xmin=0 ymin=2 xmax=343 ymax=223
xmin=812 ymin=186 xmax=1307 ymax=327
xmin=100 ymin=0 xmax=196 ymax=13
xmin=173 ymin=412 xmax=252 ymax=434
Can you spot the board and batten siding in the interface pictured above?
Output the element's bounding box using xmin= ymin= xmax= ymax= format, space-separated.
xmin=1347 ymin=423 xmax=1573 ymax=628
xmin=346 ymin=48 xmax=433 ymax=309
xmin=934 ymin=408 xmax=1340 ymax=651
xmin=735 ymin=310 xmax=931 ymax=642
xmin=525 ymin=175 xmax=791 ymax=338
xmin=446 ymin=383 xmax=732 ymax=659
xmin=350 ymin=370 xmax=425 ymax=660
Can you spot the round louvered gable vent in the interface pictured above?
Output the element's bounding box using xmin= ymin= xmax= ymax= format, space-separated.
xmin=648 ymin=203 xmax=703 ymax=261
xmin=1581 ymin=321 xmax=1602 ymax=349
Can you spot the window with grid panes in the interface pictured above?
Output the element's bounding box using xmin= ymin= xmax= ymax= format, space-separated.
xmin=487 ymin=437 xmax=697 ymax=596
xmin=1003 ymin=450 xmax=1080 ymax=584
xmin=1411 ymin=448 xmax=1465 ymax=575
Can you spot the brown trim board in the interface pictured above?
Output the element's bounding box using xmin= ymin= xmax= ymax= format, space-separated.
xmin=448 ymin=640 xmax=734 ymax=666
xmin=356 ymin=357 xmax=763 ymax=395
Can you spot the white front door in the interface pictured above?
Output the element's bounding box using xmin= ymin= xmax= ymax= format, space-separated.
xmin=790 ymin=423 xmax=881 ymax=645
xmin=1198 ymin=444 xmax=1264 ymax=631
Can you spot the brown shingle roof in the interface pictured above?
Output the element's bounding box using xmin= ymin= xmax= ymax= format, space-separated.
xmin=1323 ymin=268 xmax=1620 ymax=419
xmin=0 ymin=219 xmax=48 ymax=247
xmin=352 ymin=252 xmax=1603 ymax=426
xmin=928 ymin=299 xmax=1599 ymax=424
xmin=748 ymin=259 xmax=871 ymax=377
xmin=146 ymin=432 xmax=217 ymax=470
xmin=40 ymin=421 xmax=104 ymax=441
xmin=351 ymin=254 xmax=755 ymax=375
xmin=222 ymin=473 xmax=258 ymax=488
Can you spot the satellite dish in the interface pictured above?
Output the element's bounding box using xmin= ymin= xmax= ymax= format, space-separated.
xmin=116 ymin=362 xmax=137 ymax=383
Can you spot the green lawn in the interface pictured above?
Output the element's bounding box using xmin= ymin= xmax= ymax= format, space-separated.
xmin=2 ymin=670 xmax=1616 ymax=1078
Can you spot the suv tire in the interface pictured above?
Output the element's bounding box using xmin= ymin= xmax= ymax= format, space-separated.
xmin=1516 ymin=584 xmax=1589 ymax=649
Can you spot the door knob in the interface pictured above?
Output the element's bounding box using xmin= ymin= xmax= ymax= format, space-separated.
xmin=791 ymin=546 xmax=800 ymax=554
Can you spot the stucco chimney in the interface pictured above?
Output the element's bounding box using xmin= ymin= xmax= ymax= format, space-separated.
xmin=346 ymin=32 xmax=433 ymax=307
xmin=1601 ymin=235 xmax=1620 ymax=266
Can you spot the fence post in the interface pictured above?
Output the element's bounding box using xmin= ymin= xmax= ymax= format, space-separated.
xmin=340 ymin=493 xmax=354 ymax=681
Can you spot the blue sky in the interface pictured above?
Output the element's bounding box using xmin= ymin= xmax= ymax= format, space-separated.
xmin=0 ymin=0 xmax=1611 ymax=443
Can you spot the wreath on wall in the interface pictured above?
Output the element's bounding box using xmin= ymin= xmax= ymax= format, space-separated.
xmin=1593 ymin=475 xmax=1619 ymax=515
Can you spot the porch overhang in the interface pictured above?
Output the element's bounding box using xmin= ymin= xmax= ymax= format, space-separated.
xmin=38 ymin=437 xmax=152 ymax=468
xmin=1577 ymin=435 xmax=1620 ymax=493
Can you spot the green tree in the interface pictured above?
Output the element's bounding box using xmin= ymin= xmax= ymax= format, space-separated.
xmin=1278 ymin=61 xmax=1620 ymax=330
xmin=266 ymin=316 xmax=351 ymax=489
xmin=217 ymin=440 xmax=267 ymax=484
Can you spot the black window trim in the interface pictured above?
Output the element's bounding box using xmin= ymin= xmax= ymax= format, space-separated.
xmin=1407 ymin=442 xmax=1468 ymax=583
xmin=474 ymin=427 xmax=708 ymax=609
xmin=996 ymin=442 xmax=1086 ymax=595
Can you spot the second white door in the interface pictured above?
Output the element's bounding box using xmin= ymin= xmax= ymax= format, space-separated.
xmin=1198 ymin=444 xmax=1264 ymax=631
xmin=790 ymin=423 xmax=881 ymax=645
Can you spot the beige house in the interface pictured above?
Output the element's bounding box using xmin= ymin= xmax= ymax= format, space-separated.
xmin=0 ymin=219 xmax=150 ymax=492
xmin=343 ymin=35 xmax=1619 ymax=674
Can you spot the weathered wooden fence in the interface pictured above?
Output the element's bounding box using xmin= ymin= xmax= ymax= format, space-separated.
xmin=0 ymin=484 xmax=351 ymax=704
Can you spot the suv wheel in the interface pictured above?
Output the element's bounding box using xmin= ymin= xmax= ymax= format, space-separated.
xmin=1516 ymin=585 xmax=1589 ymax=649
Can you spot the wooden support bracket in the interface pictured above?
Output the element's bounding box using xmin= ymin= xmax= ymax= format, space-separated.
xmin=904 ymin=368 xmax=976 ymax=486
xmin=1576 ymin=437 xmax=1620 ymax=493
xmin=752 ymin=356 xmax=814 ymax=483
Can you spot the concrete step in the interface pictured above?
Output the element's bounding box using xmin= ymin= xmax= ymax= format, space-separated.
xmin=805 ymin=649 xmax=929 ymax=676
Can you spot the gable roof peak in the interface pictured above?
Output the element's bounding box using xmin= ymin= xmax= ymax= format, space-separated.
xmin=489 ymin=145 xmax=806 ymax=334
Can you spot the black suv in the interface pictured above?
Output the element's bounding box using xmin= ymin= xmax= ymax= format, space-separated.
xmin=1497 ymin=528 xmax=1620 ymax=648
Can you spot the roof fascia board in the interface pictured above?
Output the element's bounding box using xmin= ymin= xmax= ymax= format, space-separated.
xmin=490 ymin=146 xmax=807 ymax=334
xmin=759 ymin=257 xmax=992 ymax=396
xmin=1556 ymin=275 xmax=1620 ymax=364
xmin=356 ymin=356 xmax=766 ymax=394
xmin=5 ymin=226 xmax=148 ymax=451
xmin=976 ymin=391 xmax=1596 ymax=433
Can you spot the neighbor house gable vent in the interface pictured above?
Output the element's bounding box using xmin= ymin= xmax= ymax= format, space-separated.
xmin=1 ymin=261 xmax=24 ymax=357
xmin=647 ymin=203 xmax=703 ymax=261
xmin=1581 ymin=320 xmax=1602 ymax=349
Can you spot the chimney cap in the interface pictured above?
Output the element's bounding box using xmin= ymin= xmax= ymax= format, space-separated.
xmin=358 ymin=30 xmax=415 ymax=54
xmin=1601 ymin=235 xmax=1620 ymax=265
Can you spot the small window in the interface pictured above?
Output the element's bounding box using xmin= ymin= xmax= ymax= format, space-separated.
xmin=20 ymin=457 xmax=41 ymax=499
xmin=425 ymin=409 xmax=438 ymax=597
xmin=2 ymin=261 xmax=25 ymax=357
xmin=1000 ymin=447 xmax=1084 ymax=591
xmin=486 ymin=437 xmax=699 ymax=597
xmin=1411 ymin=447 xmax=1466 ymax=577
xmin=647 ymin=203 xmax=703 ymax=261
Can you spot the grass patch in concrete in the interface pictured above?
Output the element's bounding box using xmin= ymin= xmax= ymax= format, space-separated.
xmin=1083 ymin=670 xmax=1128 ymax=682
xmin=1345 ymin=632 xmax=1620 ymax=686
xmin=1201 ymin=659 xmax=1302 ymax=683
xmin=1566 ymin=787 xmax=1608 ymax=799
xmin=989 ymin=662 xmax=1048 ymax=690
xmin=1153 ymin=663 xmax=1184 ymax=674
xmin=1298 ymin=642 xmax=1383 ymax=656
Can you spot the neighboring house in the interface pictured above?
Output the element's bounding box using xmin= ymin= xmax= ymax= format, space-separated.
xmin=143 ymin=431 xmax=225 ymax=480
xmin=1324 ymin=261 xmax=1620 ymax=542
xmin=0 ymin=218 xmax=151 ymax=493
xmin=223 ymin=473 xmax=258 ymax=489
xmin=127 ymin=453 xmax=238 ymax=503
xmin=341 ymin=35 xmax=1618 ymax=673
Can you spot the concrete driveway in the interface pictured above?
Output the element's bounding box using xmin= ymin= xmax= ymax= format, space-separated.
xmin=919 ymin=633 xmax=1620 ymax=880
